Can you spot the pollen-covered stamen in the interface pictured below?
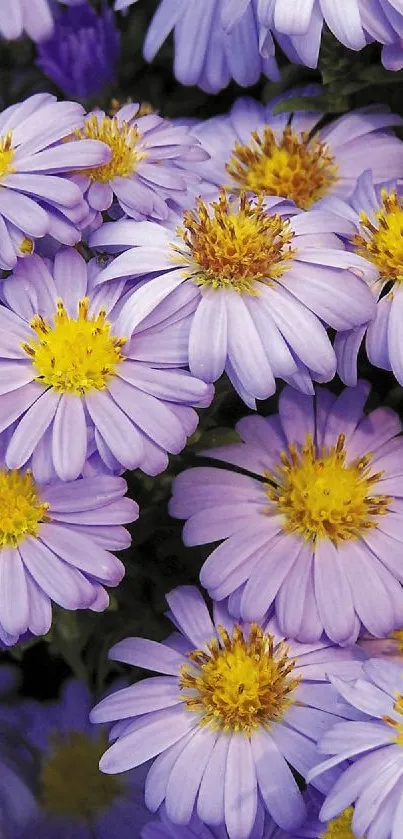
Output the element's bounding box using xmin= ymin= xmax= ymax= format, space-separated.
xmin=383 ymin=693 xmax=403 ymax=745
xmin=0 ymin=131 xmax=15 ymax=180
xmin=226 ymin=126 xmax=339 ymax=210
xmin=265 ymin=432 xmax=391 ymax=544
xmin=75 ymin=114 xmax=147 ymax=182
xmin=22 ymin=297 xmax=126 ymax=395
xmin=179 ymin=623 xmax=299 ymax=734
xmin=174 ymin=191 xmax=296 ymax=295
xmin=41 ymin=732 xmax=123 ymax=819
xmin=321 ymin=808 xmax=356 ymax=839
xmin=0 ymin=469 xmax=49 ymax=549
xmin=352 ymin=189 xmax=403 ymax=287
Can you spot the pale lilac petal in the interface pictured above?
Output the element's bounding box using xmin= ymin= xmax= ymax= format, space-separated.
xmin=52 ymin=395 xmax=87 ymax=481
xmin=6 ymin=388 xmax=60 ymax=468
xmin=0 ymin=548 xmax=28 ymax=635
xmin=225 ymin=734 xmax=257 ymax=839
xmin=165 ymin=727 xmax=218 ymax=824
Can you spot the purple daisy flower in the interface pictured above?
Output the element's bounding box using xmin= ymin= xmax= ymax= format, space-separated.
xmin=0 ymin=93 xmax=111 ymax=269
xmin=90 ymin=193 xmax=375 ymax=407
xmin=115 ymin=0 xmax=279 ymax=93
xmin=188 ymin=92 xmax=403 ymax=210
xmin=6 ymin=679 xmax=151 ymax=839
xmin=0 ymin=248 xmax=212 ymax=481
xmin=308 ymin=657 xmax=403 ymax=838
xmin=321 ymin=171 xmax=403 ymax=390
xmin=90 ymin=585 xmax=363 ymax=839
xmin=36 ymin=2 xmax=120 ymax=101
xmin=0 ymin=447 xmax=137 ymax=646
xmin=72 ymin=103 xmax=209 ymax=222
xmin=170 ymin=381 xmax=403 ymax=645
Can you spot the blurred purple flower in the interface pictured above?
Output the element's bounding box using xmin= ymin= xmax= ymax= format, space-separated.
xmin=37 ymin=3 xmax=120 ymax=101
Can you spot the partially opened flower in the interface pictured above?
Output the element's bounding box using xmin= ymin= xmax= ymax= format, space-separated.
xmin=308 ymin=658 xmax=403 ymax=839
xmin=170 ymin=381 xmax=403 ymax=645
xmin=73 ymin=104 xmax=208 ymax=221
xmin=325 ymin=171 xmax=403 ymax=389
xmin=90 ymin=585 xmax=363 ymax=839
xmin=115 ymin=0 xmax=279 ymax=93
xmin=0 ymin=248 xmax=212 ymax=481
xmin=189 ymin=94 xmax=403 ymax=210
xmin=0 ymin=93 xmax=111 ymax=269
xmin=0 ymin=446 xmax=137 ymax=646
xmin=8 ymin=680 xmax=151 ymax=839
xmin=37 ymin=2 xmax=120 ymax=101
xmin=90 ymin=192 xmax=375 ymax=407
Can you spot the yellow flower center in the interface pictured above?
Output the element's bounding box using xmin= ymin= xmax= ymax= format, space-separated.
xmin=265 ymin=433 xmax=390 ymax=545
xmin=22 ymin=298 xmax=126 ymax=396
xmin=321 ymin=808 xmax=357 ymax=839
xmin=75 ymin=115 xmax=147 ymax=183
xmin=179 ymin=623 xmax=299 ymax=734
xmin=174 ymin=192 xmax=296 ymax=295
xmin=41 ymin=732 xmax=123 ymax=820
xmin=0 ymin=132 xmax=15 ymax=180
xmin=0 ymin=469 xmax=48 ymax=549
xmin=352 ymin=190 xmax=403 ymax=286
xmin=226 ymin=127 xmax=339 ymax=210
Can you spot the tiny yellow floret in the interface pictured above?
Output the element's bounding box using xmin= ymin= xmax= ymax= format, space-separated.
xmin=265 ymin=432 xmax=390 ymax=544
xmin=226 ymin=127 xmax=339 ymax=210
xmin=76 ymin=114 xmax=146 ymax=182
xmin=41 ymin=732 xmax=123 ymax=819
xmin=321 ymin=808 xmax=358 ymax=839
xmin=352 ymin=190 xmax=403 ymax=286
xmin=0 ymin=469 xmax=48 ymax=549
xmin=180 ymin=623 xmax=299 ymax=734
xmin=22 ymin=298 xmax=126 ymax=395
xmin=174 ymin=191 xmax=296 ymax=295
xmin=0 ymin=132 xmax=15 ymax=180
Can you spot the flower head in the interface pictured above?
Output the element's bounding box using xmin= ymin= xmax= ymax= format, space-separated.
xmin=115 ymin=0 xmax=279 ymax=93
xmin=36 ymin=3 xmax=120 ymax=101
xmin=5 ymin=679 xmax=151 ymax=839
xmin=170 ymin=381 xmax=403 ymax=645
xmin=0 ymin=93 xmax=111 ymax=269
xmin=328 ymin=171 xmax=403 ymax=388
xmin=308 ymin=657 xmax=403 ymax=839
xmin=0 ymin=438 xmax=137 ymax=647
xmin=0 ymin=248 xmax=212 ymax=481
xmin=91 ymin=195 xmax=375 ymax=407
xmin=73 ymin=103 xmax=208 ymax=221
xmin=91 ymin=585 xmax=363 ymax=839
xmin=190 ymin=93 xmax=403 ymax=209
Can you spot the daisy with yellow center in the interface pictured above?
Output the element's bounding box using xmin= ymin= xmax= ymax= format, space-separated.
xmin=171 ymin=380 xmax=403 ymax=645
xmin=91 ymin=585 xmax=363 ymax=839
xmin=92 ymin=185 xmax=375 ymax=408
xmin=75 ymin=102 xmax=208 ymax=219
xmin=0 ymin=248 xmax=212 ymax=484
xmin=189 ymin=93 xmax=403 ymax=212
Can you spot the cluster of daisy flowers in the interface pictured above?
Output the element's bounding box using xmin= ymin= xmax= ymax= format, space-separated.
xmin=3 ymin=16 xmax=403 ymax=839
